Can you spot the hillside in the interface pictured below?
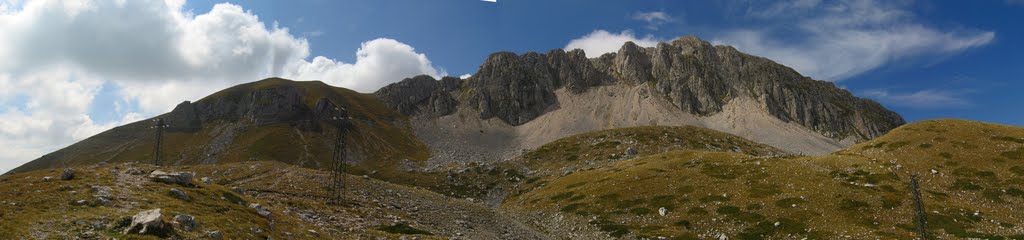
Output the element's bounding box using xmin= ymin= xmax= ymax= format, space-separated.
xmin=0 ymin=161 xmax=549 ymax=239
xmin=505 ymin=119 xmax=1024 ymax=239
xmin=1 ymin=119 xmax=1020 ymax=239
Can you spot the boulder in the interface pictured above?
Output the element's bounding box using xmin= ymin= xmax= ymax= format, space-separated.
xmin=149 ymin=170 xmax=194 ymax=186
xmin=169 ymin=188 xmax=191 ymax=201
xmin=173 ymin=214 xmax=196 ymax=231
xmin=61 ymin=168 xmax=75 ymax=180
xmin=91 ymin=185 xmax=113 ymax=205
xmin=123 ymin=209 xmax=170 ymax=236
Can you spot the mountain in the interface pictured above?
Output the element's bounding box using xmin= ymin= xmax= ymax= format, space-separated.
xmin=376 ymin=36 xmax=903 ymax=167
xmin=8 ymin=78 xmax=434 ymax=185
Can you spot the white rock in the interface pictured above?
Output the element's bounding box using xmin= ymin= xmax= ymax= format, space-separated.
xmin=149 ymin=171 xmax=194 ymax=186
xmin=249 ymin=203 xmax=271 ymax=217
xmin=123 ymin=209 xmax=167 ymax=235
xmin=658 ymin=207 xmax=667 ymax=216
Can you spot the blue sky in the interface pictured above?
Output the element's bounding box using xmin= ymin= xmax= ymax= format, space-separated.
xmin=0 ymin=0 xmax=1021 ymax=173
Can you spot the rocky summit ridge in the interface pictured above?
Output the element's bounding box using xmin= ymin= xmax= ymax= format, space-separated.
xmin=376 ymin=36 xmax=904 ymax=143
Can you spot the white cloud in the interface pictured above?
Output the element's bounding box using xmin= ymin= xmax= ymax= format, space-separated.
xmin=863 ymin=89 xmax=971 ymax=109
xmin=0 ymin=0 xmax=443 ymax=172
xmin=459 ymin=74 xmax=471 ymax=79
xmin=565 ymin=30 xmax=661 ymax=58
xmin=632 ymin=11 xmax=673 ymax=30
xmin=287 ymin=38 xmax=443 ymax=93
xmin=714 ymin=0 xmax=994 ymax=81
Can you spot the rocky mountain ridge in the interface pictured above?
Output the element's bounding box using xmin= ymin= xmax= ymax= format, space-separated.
xmin=376 ymin=36 xmax=904 ymax=144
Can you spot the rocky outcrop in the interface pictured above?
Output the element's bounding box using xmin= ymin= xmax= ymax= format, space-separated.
xmin=467 ymin=50 xmax=611 ymax=126
xmin=373 ymin=75 xmax=459 ymax=117
xmin=165 ymin=101 xmax=201 ymax=132
xmin=592 ymin=37 xmax=903 ymax=139
xmin=247 ymin=85 xmax=310 ymax=126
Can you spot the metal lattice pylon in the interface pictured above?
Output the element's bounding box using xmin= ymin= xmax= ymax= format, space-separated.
xmin=328 ymin=125 xmax=346 ymax=204
xmin=910 ymin=174 xmax=931 ymax=240
xmin=152 ymin=118 xmax=168 ymax=166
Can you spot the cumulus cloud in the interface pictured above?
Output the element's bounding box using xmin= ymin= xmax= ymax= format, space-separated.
xmin=565 ymin=30 xmax=661 ymax=58
xmin=287 ymin=38 xmax=443 ymax=93
xmin=459 ymin=74 xmax=472 ymax=79
xmin=863 ymin=89 xmax=971 ymax=109
xmin=632 ymin=11 xmax=674 ymax=30
xmin=714 ymin=0 xmax=994 ymax=81
xmin=0 ymin=0 xmax=443 ymax=173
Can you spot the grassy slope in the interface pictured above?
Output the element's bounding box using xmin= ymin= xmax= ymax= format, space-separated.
xmin=506 ymin=119 xmax=1024 ymax=239
xmin=0 ymin=161 xmax=475 ymax=239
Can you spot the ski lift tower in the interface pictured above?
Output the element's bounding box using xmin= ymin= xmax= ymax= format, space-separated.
xmin=327 ymin=107 xmax=352 ymax=204
xmin=152 ymin=118 xmax=169 ymax=166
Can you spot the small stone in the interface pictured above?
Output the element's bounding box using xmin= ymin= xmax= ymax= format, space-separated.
xmin=125 ymin=168 xmax=145 ymax=175
xmin=774 ymin=222 xmax=781 ymax=227
xmin=249 ymin=203 xmax=271 ymax=217
xmin=658 ymin=207 xmax=667 ymax=216
xmin=42 ymin=176 xmax=53 ymax=181
xmin=624 ymin=147 xmax=638 ymax=157
xmin=930 ymin=169 xmax=939 ymax=174
xmin=208 ymin=230 xmax=223 ymax=239
xmin=201 ymin=177 xmax=212 ymax=184
xmin=61 ymin=168 xmax=75 ymax=180
xmin=91 ymin=186 xmax=112 ymax=197
xmin=169 ymin=188 xmax=191 ymax=201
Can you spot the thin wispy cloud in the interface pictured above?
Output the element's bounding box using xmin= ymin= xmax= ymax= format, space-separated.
xmin=632 ymin=11 xmax=674 ymax=30
xmin=714 ymin=0 xmax=995 ymax=81
xmin=863 ymin=89 xmax=972 ymax=109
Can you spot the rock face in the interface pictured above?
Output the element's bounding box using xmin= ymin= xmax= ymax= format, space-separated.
xmin=123 ymin=209 xmax=169 ymax=236
xmin=374 ymin=75 xmax=460 ymax=117
xmin=468 ymin=50 xmax=610 ymax=125
xmin=165 ymin=101 xmax=202 ymax=132
xmin=377 ymin=36 xmax=904 ymax=141
xmin=192 ymin=80 xmax=323 ymax=129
